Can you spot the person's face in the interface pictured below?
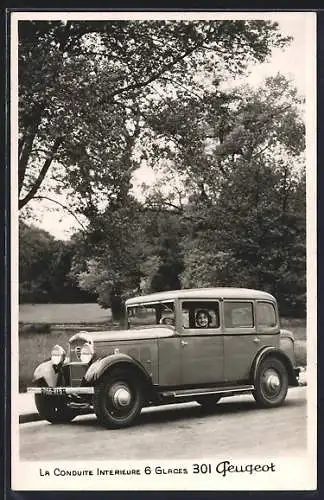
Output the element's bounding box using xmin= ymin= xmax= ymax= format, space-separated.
xmin=196 ymin=311 xmax=209 ymax=327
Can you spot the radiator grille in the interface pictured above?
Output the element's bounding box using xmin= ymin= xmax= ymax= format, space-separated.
xmin=68 ymin=363 xmax=88 ymax=387
xmin=70 ymin=339 xmax=87 ymax=362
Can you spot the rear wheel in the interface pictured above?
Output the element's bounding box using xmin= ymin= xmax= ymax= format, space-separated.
xmin=34 ymin=394 xmax=76 ymax=423
xmin=94 ymin=367 xmax=143 ymax=428
xmin=196 ymin=395 xmax=222 ymax=411
xmin=252 ymin=357 xmax=288 ymax=407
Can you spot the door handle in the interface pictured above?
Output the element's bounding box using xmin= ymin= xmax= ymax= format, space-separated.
xmin=181 ymin=340 xmax=188 ymax=347
xmin=253 ymin=337 xmax=260 ymax=343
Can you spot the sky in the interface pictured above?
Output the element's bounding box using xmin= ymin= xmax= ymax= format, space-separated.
xmin=20 ymin=12 xmax=314 ymax=240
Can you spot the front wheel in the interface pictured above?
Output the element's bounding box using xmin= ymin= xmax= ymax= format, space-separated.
xmin=34 ymin=394 xmax=76 ymax=423
xmin=94 ymin=368 xmax=143 ymax=428
xmin=252 ymin=357 xmax=288 ymax=407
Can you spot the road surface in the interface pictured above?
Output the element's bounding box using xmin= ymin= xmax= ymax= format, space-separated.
xmin=20 ymin=387 xmax=306 ymax=460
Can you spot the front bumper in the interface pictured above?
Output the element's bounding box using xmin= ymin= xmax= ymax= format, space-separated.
xmin=27 ymin=386 xmax=94 ymax=395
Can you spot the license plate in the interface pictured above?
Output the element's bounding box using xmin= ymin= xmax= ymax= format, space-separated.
xmin=41 ymin=387 xmax=66 ymax=396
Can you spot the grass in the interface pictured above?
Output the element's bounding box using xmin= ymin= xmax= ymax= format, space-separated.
xmin=280 ymin=318 xmax=306 ymax=342
xmin=18 ymin=304 xmax=307 ymax=392
xmin=280 ymin=318 xmax=307 ymax=367
xmin=19 ymin=302 xmax=111 ymax=325
xmin=294 ymin=341 xmax=307 ymax=367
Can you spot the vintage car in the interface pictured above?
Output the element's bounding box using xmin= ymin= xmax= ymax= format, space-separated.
xmin=27 ymin=288 xmax=300 ymax=428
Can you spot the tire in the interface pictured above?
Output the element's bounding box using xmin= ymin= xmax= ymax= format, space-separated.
xmin=196 ymin=395 xmax=222 ymax=411
xmin=34 ymin=394 xmax=76 ymax=424
xmin=94 ymin=367 xmax=143 ymax=429
xmin=252 ymin=356 xmax=288 ymax=408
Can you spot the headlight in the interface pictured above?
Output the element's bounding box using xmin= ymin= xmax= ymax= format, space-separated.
xmin=80 ymin=343 xmax=94 ymax=364
xmin=51 ymin=345 xmax=66 ymax=365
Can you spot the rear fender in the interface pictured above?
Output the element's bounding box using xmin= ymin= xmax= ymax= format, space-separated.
xmin=251 ymin=346 xmax=297 ymax=386
xmin=32 ymin=360 xmax=58 ymax=387
xmin=84 ymin=353 xmax=151 ymax=385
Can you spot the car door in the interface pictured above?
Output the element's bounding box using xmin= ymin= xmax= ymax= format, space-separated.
xmin=180 ymin=300 xmax=224 ymax=385
xmin=222 ymin=300 xmax=270 ymax=382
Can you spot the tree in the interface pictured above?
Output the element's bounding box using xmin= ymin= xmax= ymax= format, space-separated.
xmin=19 ymin=21 xmax=305 ymax=314
xmin=69 ymin=198 xmax=145 ymax=319
xmin=69 ymin=197 xmax=185 ymax=320
xmin=47 ymin=239 xmax=98 ymax=303
xmin=18 ymin=20 xmax=289 ymax=220
xmin=19 ymin=220 xmax=57 ymax=302
xmin=144 ymin=75 xmax=306 ymax=315
xmin=139 ymin=210 xmax=185 ymax=293
xmin=19 ymin=220 xmax=96 ymax=303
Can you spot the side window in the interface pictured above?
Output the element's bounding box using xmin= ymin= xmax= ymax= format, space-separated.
xmin=256 ymin=302 xmax=277 ymax=327
xmin=128 ymin=301 xmax=175 ymax=328
xmin=182 ymin=301 xmax=220 ymax=329
xmin=224 ymin=301 xmax=254 ymax=328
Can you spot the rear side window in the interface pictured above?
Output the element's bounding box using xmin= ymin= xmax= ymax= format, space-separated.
xmin=256 ymin=302 xmax=277 ymax=327
xmin=224 ymin=302 xmax=254 ymax=328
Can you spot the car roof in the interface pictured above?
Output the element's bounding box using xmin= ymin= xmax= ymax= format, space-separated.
xmin=126 ymin=287 xmax=276 ymax=305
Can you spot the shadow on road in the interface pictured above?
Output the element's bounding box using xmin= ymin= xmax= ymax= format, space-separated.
xmin=70 ymin=394 xmax=305 ymax=429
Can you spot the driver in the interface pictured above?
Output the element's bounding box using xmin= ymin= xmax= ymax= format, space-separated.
xmin=160 ymin=315 xmax=175 ymax=326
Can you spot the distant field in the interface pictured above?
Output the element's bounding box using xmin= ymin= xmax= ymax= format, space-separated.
xmin=19 ymin=303 xmax=111 ymax=324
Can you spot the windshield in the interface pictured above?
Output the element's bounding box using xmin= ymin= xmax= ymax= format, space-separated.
xmin=127 ymin=301 xmax=175 ymax=329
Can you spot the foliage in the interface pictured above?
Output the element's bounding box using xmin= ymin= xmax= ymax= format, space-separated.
xmin=19 ymin=323 xmax=52 ymax=334
xmin=18 ymin=21 xmax=306 ymax=317
xmin=70 ymin=200 xmax=144 ymax=314
xmin=19 ymin=220 xmax=56 ymax=302
xmin=69 ymin=199 xmax=185 ymax=319
xmin=144 ymin=76 xmax=306 ymax=316
xmin=18 ymin=19 xmax=289 ymax=217
xmin=19 ymin=220 xmax=95 ymax=303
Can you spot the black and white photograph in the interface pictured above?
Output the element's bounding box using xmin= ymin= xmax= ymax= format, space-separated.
xmin=11 ymin=10 xmax=316 ymax=491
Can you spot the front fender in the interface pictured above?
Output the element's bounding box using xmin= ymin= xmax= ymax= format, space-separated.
xmin=251 ymin=346 xmax=297 ymax=386
xmin=280 ymin=329 xmax=296 ymax=366
xmin=32 ymin=360 xmax=58 ymax=387
xmin=84 ymin=353 xmax=151 ymax=384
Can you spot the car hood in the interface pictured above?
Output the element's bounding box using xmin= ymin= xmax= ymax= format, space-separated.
xmin=69 ymin=326 xmax=175 ymax=344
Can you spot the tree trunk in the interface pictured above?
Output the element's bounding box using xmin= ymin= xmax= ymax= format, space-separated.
xmin=110 ymin=291 xmax=124 ymax=324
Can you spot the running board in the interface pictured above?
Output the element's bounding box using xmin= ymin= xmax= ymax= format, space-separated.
xmin=160 ymin=384 xmax=254 ymax=399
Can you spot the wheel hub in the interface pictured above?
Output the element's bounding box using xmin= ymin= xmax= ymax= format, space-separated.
xmin=267 ymin=374 xmax=280 ymax=390
xmin=263 ymin=369 xmax=281 ymax=394
xmin=111 ymin=386 xmax=132 ymax=408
